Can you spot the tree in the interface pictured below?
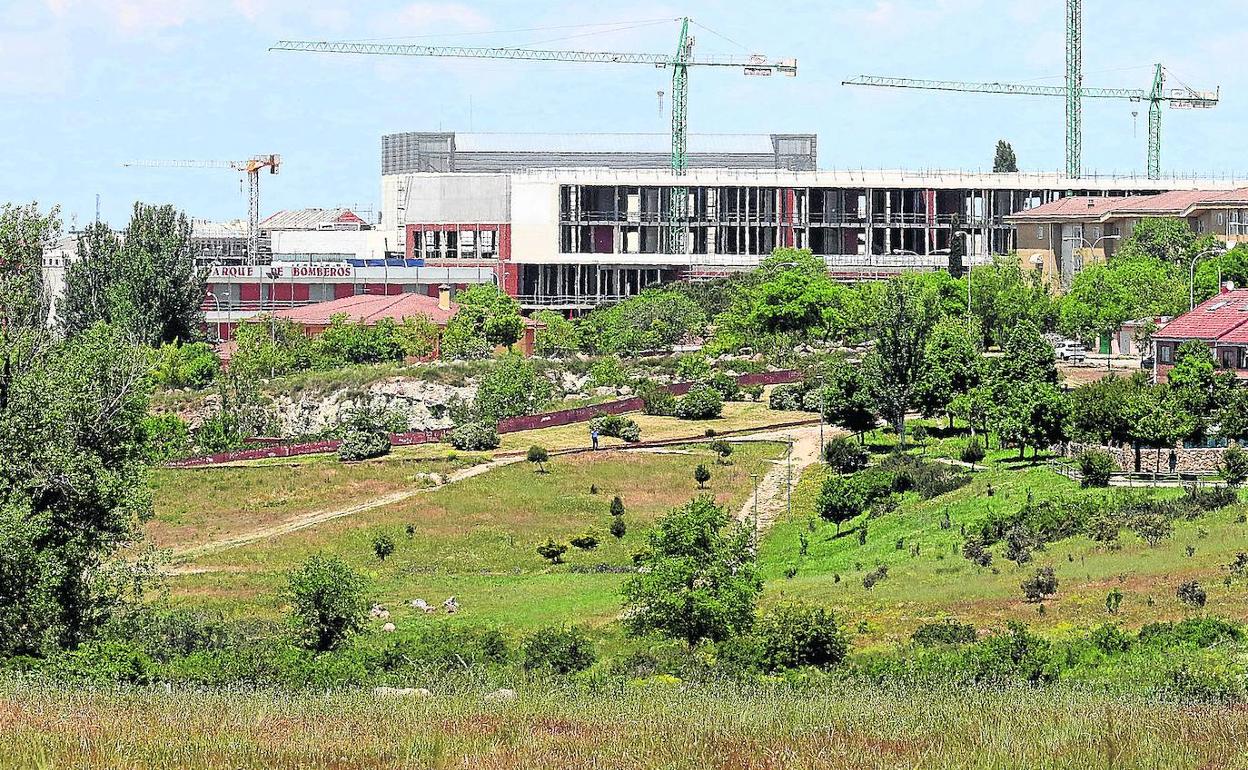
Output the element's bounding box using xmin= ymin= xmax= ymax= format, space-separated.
xmin=1176 ymin=580 xmax=1207 ymax=609
xmin=60 ymin=203 xmax=206 ymax=346
xmin=1222 ymin=443 xmax=1248 ymax=487
xmin=694 ymin=463 xmax=711 ymax=489
xmin=1115 ymin=217 xmax=1198 ymax=264
xmin=709 ymin=439 xmax=734 ymax=465
xmin=609 ymin=496 xmax=625 ymax=517
xmin=609 ymin=516 xmax=627 ymax=539
xmin=960 ymin=435 xmax=986 ymax=469
xmin=815 ymin=474 xmax=866 ymax=536
xmin=744 ymin=250 xmax=841 ymax=335
xmin=1060 ymin=255 xmax=1186 ymax=346
xmin=756 ymin=602 xmax=848 ymax=671
xmin=533 ymin=310 xmax=579 ymax=356
xmin=537 ymin=539 xmax=568 ymax=564
xmin=1021 ymin=566 xmax=1058 ymax=602
xmin=372 ymin=533 xmax=396 ymax=561
xmin=1125 ymin=383 xmax=1197 ymax=475
xmin=284 ymin=555 xmax=368 ymax=653
xmin=527 ymin=445 xmax=550 ymax=473
xmin=864 ymin=277 xmax=938 ymax=445
xmin=454 ymin=283 xmax=524 ymax=350
xmin=966 ymin=257 xmax=1056 ymax=347
xmin=578 ymin=290 xmax=706 ymax=355
xmin=917 ymin=316 xmax=983 ymax=427
xmin=820 ymin=355 xmax=877 ymax=443
xmin=993 ymin=140 xmax=1019 ymax=172
xmin=0 ymin=323 xmax=153 ymax=655
xmin=1069 ymin=373 xmax=1144 ymax=445
xmin=0 ymin=203 xmax=61 ymax=331
xmin=993 ymin=320 xmax=1057 ymax=387
xmin=621 ymin=498 xmax=761 ymax=648
xmin=473 ymin=354 xmax=553 ymax=423
xmin=1167 ymin=340 xmax=1218 ymax=420
xmin=991 ymin=381 xmax=1070 ymax=459
xmin=520 ymin=625 xmax=597 ymax=674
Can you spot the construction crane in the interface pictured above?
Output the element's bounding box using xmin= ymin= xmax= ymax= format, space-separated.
xmin=122 ymin=155 xmax=281 ymax=263
xmin=270 ymin=18 xmax=795 ymax=254
xmin=842 ymin=0 xmax=1218 ymax=179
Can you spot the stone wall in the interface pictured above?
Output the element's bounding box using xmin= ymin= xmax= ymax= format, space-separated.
xmin=1066 ymin=441 xmax=1229 ymax=475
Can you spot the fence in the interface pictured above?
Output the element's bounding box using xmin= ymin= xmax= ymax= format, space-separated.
xmin=169 ymin=368 xmax=803 ymax=468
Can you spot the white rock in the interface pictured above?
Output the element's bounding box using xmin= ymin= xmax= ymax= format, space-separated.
xmin=484 ymin=688 xmax=517 ymax=703
xmin=378 ymin=609 xmax=391 ymax=620
xmin=382 ymin=622 xmax=396 ymax=633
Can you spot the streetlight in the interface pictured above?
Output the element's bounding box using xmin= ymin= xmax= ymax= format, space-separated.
xmin=750 ymin=473 xmax=760 ymax=545
xmin=954 ymin=229 xmax=971 ymax=324
xmin=205 ymin=290 xmax=227 ymax=342
xmin=1190 ymin=246 xmax=1228 ymax=311
xmin=1062 ymin=233 xmax=1121 ymax=276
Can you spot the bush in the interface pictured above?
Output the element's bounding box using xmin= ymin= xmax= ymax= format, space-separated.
xmin=150 ymin=341 xmax=220 ymax=390
xmin=675 ymin=385 xmax=724 ymax=420
xmin=823 ymin=436 xmax=868 ymax=473
xmin=694 ymin=463 xmax=711 ymax=489
xmin=527 ymin=445 xmax=550 ymax=472
xmin=768 ymin=383 xmax=805 ymax=412
xmin=740 ymin=384 xmax=764 ymax=402
xmin=570 ymin=533 xmax=600 ymax=550
xmin=284 ymin=555 xmax=368 ymax=653
xmin=961 ymin=536 xmax=992 ymax=567
xmin=590 ymin=413 xmax=642 ymax=443
xmin=537 ymin=539 xmax=568 ymax=564
xmin=520 ymin=625 xmax=597 ymax=674
xmin=142 ymin=413 xmax=192 ymax=463
xmin=639 ymin=382 xmax=677 ymax=417
xmin=862 ymin=565 xmax=889 ymax=589
xmin=448 ymin=422 xmax=500 ymax=451
xmin=338 ymin=429 xmax=391 ymax=462
xmin=755 ymin=602 xmax=848 ymax=672
xmin=587 ymin=355 xmax=628 ymax=388
xmin=1088 ymin=623 xmax=1133 ymax=654
xmin=1222 ymin=443 xmax=1248 ymax=486
xmin=1020 ymin=565 xmax=1058 ymax=602
xmin=960 ymin=436 xmax=986 ymax=467
xmin=961 ymin=622 xmax=1060 ymax=685
xmin=1138 ymin=617 xmax=1242 ymax=648
xmin=609 ymin=517 xmax=626 ymax=539
xmin=707 ymin=371 xmax=741 ymax=401
xmin=1078 ymin=449 xmax=1117 ymax=488
xmin=876 ymin=454 xmax=971 ymax=500
xmin=609 ymin=496 xmax=625 ymax=517
xmin=709 ymin=439 xmax=734 ymax=464
xmin=912 ymin=619 xmax=978 ymax=647
xmin=1177 ymin=580 xmax=1208 ymax=608
xmin=372 ymin=534 xmax=395 ymax=561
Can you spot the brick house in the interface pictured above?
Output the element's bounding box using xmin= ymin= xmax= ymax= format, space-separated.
xmin=1153 ymin=286 xmax=1248 ymax=382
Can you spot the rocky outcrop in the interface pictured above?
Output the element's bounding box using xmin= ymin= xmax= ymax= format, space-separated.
xmin=272 ymin=377 xmax=475 ymax=437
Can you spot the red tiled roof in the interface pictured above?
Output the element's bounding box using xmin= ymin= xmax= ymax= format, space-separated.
xmin=1109 ymin=189 xmax=1214 ymax=214
xmin=270 ymin=293 xmax=460 ymax=326
xmin=1005 ymin=196 xmax=1136 ymax=220
xmin=1155 ymin=289 xmax=1248 ymax=341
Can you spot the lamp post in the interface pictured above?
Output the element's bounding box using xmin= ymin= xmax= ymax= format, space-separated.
xmin=1190 ymin=246 xmax=1228 ymax=311
xmin=954 ymin=229 xmax=971 ymax=324
xmin=1062 ymin=233 xmax=1121 ymax=277
xmin=750 ymin=473 xmax=760 ymax=545
xmin=205 ymin=291 xmax=224 ymax=342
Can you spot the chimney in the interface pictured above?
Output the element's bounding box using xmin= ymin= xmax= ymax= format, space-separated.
xmin=438 ymin=283 xmax=452 ymax=311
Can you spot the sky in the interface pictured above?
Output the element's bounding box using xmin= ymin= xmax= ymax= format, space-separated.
xmin=3 ymin=0 xmax=1246 ymax=228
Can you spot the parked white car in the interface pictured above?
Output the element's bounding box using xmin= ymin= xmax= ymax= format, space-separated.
xmin=1055 ymin=341 xmax=1088 ymax=363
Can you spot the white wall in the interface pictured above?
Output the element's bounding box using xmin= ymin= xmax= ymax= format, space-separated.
xmin=271 ymin=230 xmax=392 ymax=259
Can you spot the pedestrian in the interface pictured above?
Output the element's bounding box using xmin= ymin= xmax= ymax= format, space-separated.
xmin=1168 ymin=449 xmax=1177 ymax=475
xmin=591 ymin=427 xmax=599 ymax=451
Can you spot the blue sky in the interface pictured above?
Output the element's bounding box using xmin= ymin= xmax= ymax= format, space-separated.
xmin=3 ymin=0 xmax=1244 ymax=227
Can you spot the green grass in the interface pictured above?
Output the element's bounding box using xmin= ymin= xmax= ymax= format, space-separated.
xmin=759 ymin=427 xmax=1248 ymax=646
xmin=3 ymin=681 xmax=1247 ymax=769
xmin=164 ymin=441 xmax=787 ymax=631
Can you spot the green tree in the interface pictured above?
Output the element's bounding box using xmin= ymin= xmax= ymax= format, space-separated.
xmin=967 ymin=257 xmax=1056 ymax=347
xmin=621 ymin=498 xmax=761 ymax=648
xmin=526 ymin=445 xmax=550 ymax=473
xmin=993 ymin=320 xmax=1058 ymax=387
xmin=756 ymin=602 xmax=848 ymax=671
xmin=991 ymin=381 xmax=1070 ymax=459
xmin=284 ymin=555 xmax=368 ymax=653
xmin=1069 ymin=373 xmax=1144 ymax=445
xmin=1167 ymin=340 xmax=1218 ymax=422
xmin=1124 ymin=383 xmax=1196 ymax=475
xmin=744 ymin=250 xmax=842 ymax=335
xmin=0 ymin=323 xmax=153 ymax=655
xmin=917 ymin=316 xmax=983 ymax=427
xmin=1115 ymin=217 xmax=1199 ymax=264
xmin=579 ymin=290 xmax=706 ymax=355
xmin=61 ymin=203 xmax=205 ymax=345
xmin=693 ymin=463 xmax=711 ymax=489
xmin=537 ymin=539 xmax=568 ymax=564
xmin=1222 ymin=443 xmax=1248 ymax=487
xmin=815 ymin=474 xmax=866 ymax=535
xmin=993 ymin=140 xmax=1019 ymax=172
xmin=820 ymin=355 xmax=877 ymax=443
xmin=864 ymin=277 xmax=938 ymax=445
xmin=533 ymin=310 xmax=578 ymax=356
xmin=372 ymin=533 xmax=396 ymax=561
xmin=0 ymin=203 xmax=61 ymax=331
xmin=473 ymin=354 xmax=553 ymax=423
xmin=1060 ymin=255 xmax=1186 ymax=344
xmin=947 ymin=215 xmax=965 ymax=279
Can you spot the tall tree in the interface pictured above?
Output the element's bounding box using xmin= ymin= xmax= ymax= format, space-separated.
xmin=0 ymin=203 xmax=61 ymax=332
xmin=820 ymin=355 xmax=877 ymax=443
xmin=59 ymin=203 xmax=205 ymax=345
xmin=917 ymin=316 xmax=983 ymax=428
xmin=621 ymin=497 xmax=760 ymax=648
xmin=864 ymin=277 xmax=938 ymax=446
xmin=992 ymin=140 xmax=1019 ymax=172
xmin=947 ymin=214 xmax=965 ymax=279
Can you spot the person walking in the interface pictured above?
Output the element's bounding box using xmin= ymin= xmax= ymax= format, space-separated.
xmin=591 ymin=427 xmax=600 ymax=451
xmin=1168 ymin=449 xmax=1178 ymax=476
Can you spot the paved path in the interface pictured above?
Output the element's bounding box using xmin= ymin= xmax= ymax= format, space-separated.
xmin=733 ymin=424 xmax=828 ymax=536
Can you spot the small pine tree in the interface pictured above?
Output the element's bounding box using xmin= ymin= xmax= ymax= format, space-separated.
xmin=694 ymin=464 xmax=711 ymax=489
xmin=527 ymin=445 xmax=550 ymax=473
xmin=537 ymin=539 xmax=568 ymax=564
xmin=609 ymin=496 xmax=625 ymax=517
xmin=709 ymin=439 xmax=734 ymax=465
xmin=610 ymin=516 xmax=626 ymax=539
xmin=372 ymin=533 xmax=395 ymax=562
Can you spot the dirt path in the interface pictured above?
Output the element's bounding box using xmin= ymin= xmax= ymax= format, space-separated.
xmin=167 ymin=424 xmax=817 ymax=568
xmin=733 ymin=424 xmax=828 ymax=536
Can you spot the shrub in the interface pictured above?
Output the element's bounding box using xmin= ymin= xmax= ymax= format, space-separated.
xmin=527 ymin=445 xmax=550 ymax=472
xmin=142 ymin=413 xmax=192 ymax=463
xmin=1003 ymin=525 xmax=1037 ymax=565
xmin=876 ymin=454 xmax=971 ymax=499
xmin=961 ymin=536 xmax=992 ymax=567
xmin=338 ymin=429 xmax=391 ymax=462
xmin=675 ymin=385 xmax=724 ymax=420
xmin=536 ymin=539 xmax=568 ymax=564
xmin=707 ymin=371 xmax=741 ymax=401
xmin=862 ymin=564 xmax=889 ymax=589
xmin=1106 ymin=588 xmax=1124 ymax=614
xmin=371 ymin=534 xmax=396 ymax=562
xmin=1138 ymin=617 xmax=1242 ymax=648
xmin=284 ymin=555 xmax=368 ymax=653
xmin=1077 ymin=449 xmax=1117 ymax=488
xmin=1021 ymin=566 xmax=1058 ymax=602
xmin=1222 ymin=443 xmax=1248 ymax=486
xmin=609 ymin=496 xmax=625 ymax=517
xmin=709 ymin=439 xmax=734 ymax=464
xmin=1177 ymin=580 xmax=1208 ymax=608
xmin=639 ymin=382 xmax=677 ymax=417
xmin=823 ymin=436 xmax=868 ymax=473
xmin=588 ymin=355 xmax=628 ymax=388
xmin=150 ymin=341 xmax=220 ymax=390
xmin=694 ymin=463 xmax=711 ymax=489
xmin=570 ymin=533 xmax=600 ymax=550
xmin=1088 ymin=623 xmax=1133 ymax=654
xmin=962 ymin=622 xmax=1060 ymax=685
xmin=768 ymin=383 xmax=805 ymax=412
xmin=816 ymin=474 xmax=866 ymax=535
xmin=755 ymin=602 xmax=848 ymax=672
xmin=911 ymin=619 xmax=978 ymax=647
xmin=590 ymin=413 xmax=642 ymax=443
xmin=1130 ymin=510 xmax=1173 ymax=546
xmin=960 ymin=436 xmax=986 ymax=467
xmin=609 ymin=517 xmax=626 ymax=539
xmin=520 ymin=625 xmax=597 ymax=674
xmin=740 ymin=384 xmax=764 ymax=401
xmin=448 ymin=422 xmax=500 ymax=451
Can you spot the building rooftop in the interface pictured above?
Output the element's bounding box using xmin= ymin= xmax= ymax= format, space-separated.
xmin=1006 ymin=196 xmax=1141 ymax=221
xmin=192 ymin=219 xmax=248 ymax=239
xmin=1155 ymin=289 xmax=1248 ymax=341
xmin=260 ymin=208 xmax=368 ymax=231
xmin=270 ymin=292 xmax=460 ymax=326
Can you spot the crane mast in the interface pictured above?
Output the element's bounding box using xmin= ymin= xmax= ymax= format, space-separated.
xmin=271 ymin=19 xmax=795 ymax=254
xmin=842 ymin=0 xmax=1217 ymax=179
